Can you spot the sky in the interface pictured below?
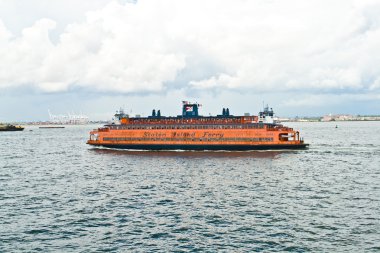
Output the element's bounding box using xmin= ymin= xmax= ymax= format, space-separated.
xmin=1 ymin=0 xmax=380 ymax=121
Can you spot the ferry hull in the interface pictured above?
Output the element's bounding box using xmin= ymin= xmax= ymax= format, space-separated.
xmin=88 ymin=143 xmax=309 ymax=151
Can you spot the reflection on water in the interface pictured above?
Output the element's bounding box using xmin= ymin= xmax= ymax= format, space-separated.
xmin=89 ymin=147 xmax=295 ymax=159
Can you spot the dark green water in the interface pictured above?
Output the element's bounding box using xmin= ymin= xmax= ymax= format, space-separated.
xmin=1 ymin=122 xmax=379 ymax=252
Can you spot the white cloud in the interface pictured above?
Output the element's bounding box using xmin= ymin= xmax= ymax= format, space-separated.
xmin=369 ymin=77 xmax=380 ymax=90
xmin=0 ymin=0 xmax=380 ymax=96
xmin=0 ymin=20 xmax=11 ymax=41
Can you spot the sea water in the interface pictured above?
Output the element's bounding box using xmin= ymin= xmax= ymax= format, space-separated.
xmin=1 ymin=122 xmax=379 ymax=252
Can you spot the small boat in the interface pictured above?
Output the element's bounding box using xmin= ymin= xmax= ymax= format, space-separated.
xmin=0 ymin=124 xmax=24 ymax=131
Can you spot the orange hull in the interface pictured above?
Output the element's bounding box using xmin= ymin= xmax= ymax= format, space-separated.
xmin=87 ymin=125 xmax=307 ymax=150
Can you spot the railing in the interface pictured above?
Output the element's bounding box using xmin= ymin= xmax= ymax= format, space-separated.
xmin=107 ymin=124 xmax=267 ymax=130
xmin=125 ymin=116 xmax=258 ymax=125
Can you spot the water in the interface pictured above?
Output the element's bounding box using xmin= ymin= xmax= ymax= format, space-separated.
xmin=1 ymin=122 xmax=379 ymax=252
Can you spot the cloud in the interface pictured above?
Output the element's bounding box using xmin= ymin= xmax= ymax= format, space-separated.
xmin=0 ymin=20 xmax=12 ymax=41
xmin=1 ymin=0 xmax=380 ymax=96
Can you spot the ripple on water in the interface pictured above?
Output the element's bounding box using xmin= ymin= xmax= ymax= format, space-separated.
xmin=0 ymin=123 xmax=380 ymax=252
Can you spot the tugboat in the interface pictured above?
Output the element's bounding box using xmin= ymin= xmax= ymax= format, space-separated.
xmin=0 ymin=124 xmax=24 ymax=131
xmin=87 ymin=102 xmax=308 ymax=150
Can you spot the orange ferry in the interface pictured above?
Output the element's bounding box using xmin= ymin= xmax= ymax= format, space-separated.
xmin=87 ymin=101 xmax=308 ymax=150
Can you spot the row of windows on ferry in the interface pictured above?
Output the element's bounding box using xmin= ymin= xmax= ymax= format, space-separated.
xmin=103 ymin=137 xmax=274 ymax=142
xmin=128 ymin=117 xmax=257 ymax=124
xmin=109 ymin=124 xmax=265 ymax=130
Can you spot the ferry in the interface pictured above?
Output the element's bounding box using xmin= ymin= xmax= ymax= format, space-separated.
xmin=87 ymin=102 xmax=308 ymax=150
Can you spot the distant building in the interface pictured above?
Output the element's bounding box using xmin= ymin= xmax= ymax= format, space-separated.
xmin=278 ymin=117 xmax=290 ymax=122
xmin=337 ymin=115 xmax=354 ymax=121
xmin=322 ymin=114 xmax=334 ymax=122
xmin=321 ymin=113 xmax=379 ymax=121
